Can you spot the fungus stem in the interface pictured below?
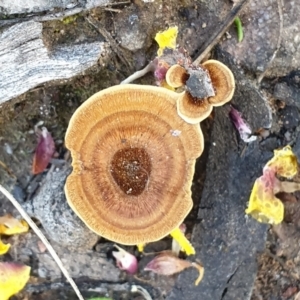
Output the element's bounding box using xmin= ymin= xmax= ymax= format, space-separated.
xmin=170 ymin=227 xmax=195 ymax=256
xmin=0 ymin=184 xmax=85 ymax=300
xmin=120 ymin=62 xmax=156 ymax=84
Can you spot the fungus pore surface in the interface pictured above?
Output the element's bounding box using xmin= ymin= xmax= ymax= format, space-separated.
xmin=64 ymin=84 xmax=203 ymax=245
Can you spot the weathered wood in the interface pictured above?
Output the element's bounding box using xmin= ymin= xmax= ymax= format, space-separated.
xmin=0 ymin=20 xmax=110 ymax=104
xmin=0 ymin=0 xmax=114 ymax=27
xmin=0 ymin=0 xmax=111 ymax=15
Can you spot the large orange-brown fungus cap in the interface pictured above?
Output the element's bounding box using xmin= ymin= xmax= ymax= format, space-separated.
xmin=64 ymin=84 xmax=203 ymax=245
xmin=202 ymin=60 xmax=235 ymax=106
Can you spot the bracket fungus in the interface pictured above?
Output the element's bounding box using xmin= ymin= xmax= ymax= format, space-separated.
xmin=165 ymin=64 xmax=189 ymax=88
xmin=64 ymin=84 xmax=204 ymax=246
xmin=202 ymin=60 xmax=235 ymax=107
xmin=164 ymin=60 xmax=235 ymax=124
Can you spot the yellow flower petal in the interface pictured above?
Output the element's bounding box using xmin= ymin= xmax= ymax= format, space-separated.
xmin=0 ymin=238 xmax=10 ymax=255
xmin=246 ymin=176 xmax=284 ymax=224
xmin=246 ymin=146 xmax=299 ymax=225
xmin=266 ymin=145 xmax=298 ymax=178
xmin=0 ymin=215 xmax=29 ymax=235
xmin=0 ymin=262 xmax=31 ymax=300
xmin=137 ymin=243 xmax=145 ymax=252
xmin=170 ymin=227 xmax=195 ymax=255
xmin=155 ymin=26 xmax=178 ymax=56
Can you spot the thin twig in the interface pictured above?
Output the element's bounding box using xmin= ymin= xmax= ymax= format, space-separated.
xmin=109 ymin=1 xmax=131 ymax=5
xmin=193 ymin=0 xmax=250 ymax=65
xmin=120 ymin=62 xmax=156 ymax=84
xmin=104 ymin=8 xmax=122 ymax=13
xmin=0 ymin=184 xmax=85 ymax=300
xmin=257 ymin=0 xmax=283 ymax=84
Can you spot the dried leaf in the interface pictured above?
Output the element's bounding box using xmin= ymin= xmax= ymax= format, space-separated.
xmin=0 ymin=262 xmax=31 ymax=300
xmin=32 ymin=127 xmax=55 ymax=174
xmin=155 ymin=26 xmax=178 ymax=56
xmin=0 ymin=214 xmax=29 ymax=235
xmin=112 ymin=245 xmax=138 ymax=274
xmin=144 ymin=251 xmax=204 ymax=285
xmin=229 ymin=106 xmax=256 ymax=143
xmin=0 ymin=238 xmax=10 ymax=255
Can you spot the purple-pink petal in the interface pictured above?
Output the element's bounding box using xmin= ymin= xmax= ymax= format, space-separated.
xmin=229 ymin=106 xmax=256 ymax=143
xmin=112 ymin=245 xmax=138 ymax=275
xmin=32 ymin=127 xmax=55 ymax=174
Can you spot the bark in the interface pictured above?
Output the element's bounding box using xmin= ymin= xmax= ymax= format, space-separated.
xmin=0 ymin=20 xmax=110 ymax=104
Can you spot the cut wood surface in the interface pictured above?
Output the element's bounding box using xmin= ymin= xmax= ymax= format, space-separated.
xmin=0 ymin=20 xmax=110 ymax=104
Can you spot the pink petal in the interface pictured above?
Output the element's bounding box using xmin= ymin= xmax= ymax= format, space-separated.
xmin=144 ymin=251 xmax=191 ymax=276
xmin=229 ymin=106 xmax=257 ymax=143
xmin=32 ymin=127 xmax=55 ymax=174
xmin=154 ymin=60 xmax=169 ymax=82
xmin=112 ymin=245 xmax=138 ymax=275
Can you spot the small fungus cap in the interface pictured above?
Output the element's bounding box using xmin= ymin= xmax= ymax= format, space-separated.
xmin=64 ymin=84 xmax=203 ymax=245
xmin=202 ymin=60 xmax=235 ymax=106
xmin=177 ymin=92 xmax=213 ymax=124
xmin=165 ymin=64 xmax=189 ymax=88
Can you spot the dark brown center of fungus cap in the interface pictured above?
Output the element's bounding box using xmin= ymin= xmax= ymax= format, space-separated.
xmin=64 ymin=85 xmax=204 ymax=245
xmin=111 ymin=147 xmax=151 ymax=196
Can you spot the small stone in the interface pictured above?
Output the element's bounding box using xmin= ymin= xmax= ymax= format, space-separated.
xmin=23 ymin=166 xmax=99 ymax=252
xmin=260 ymin=137 xmax=278 ymax=152
xmin=115 ymin=7 xmax=154 ymax=51
xmin=280 ymin=105 xmax=300 ymax=130
xmin=284 ymin=131 xmax=292 ymax=142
